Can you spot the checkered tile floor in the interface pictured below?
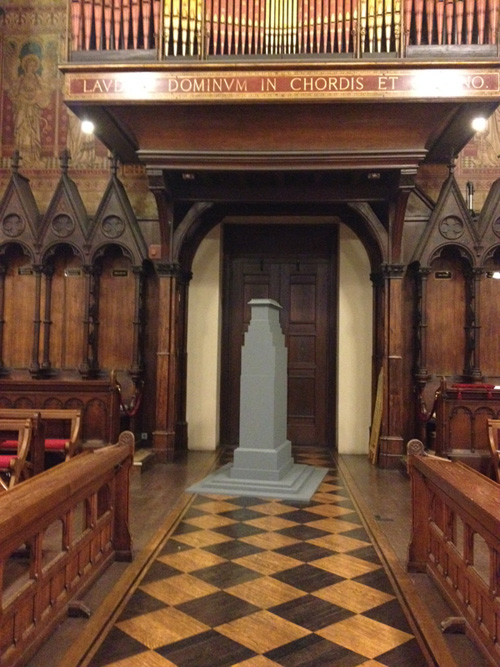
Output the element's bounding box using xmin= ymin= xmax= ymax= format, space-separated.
xmin=90 ymin=450 xmax=429 ymax=666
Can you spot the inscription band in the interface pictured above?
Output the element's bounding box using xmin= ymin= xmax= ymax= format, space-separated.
xmin=65 ymin=69 xmax=500 ymax=103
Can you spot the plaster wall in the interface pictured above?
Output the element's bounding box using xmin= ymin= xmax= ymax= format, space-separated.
xmin=186 ymin=225 xmax=222 ymax=450
xmin=337 ymin=224 xmax=373 ymax=455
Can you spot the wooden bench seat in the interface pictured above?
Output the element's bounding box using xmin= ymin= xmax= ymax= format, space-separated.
xmin=0 ymin=418 xmax=33 ymax=491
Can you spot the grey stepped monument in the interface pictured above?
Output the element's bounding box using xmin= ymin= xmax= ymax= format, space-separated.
xmin=188 ymin=298 xmax=327 ymax=501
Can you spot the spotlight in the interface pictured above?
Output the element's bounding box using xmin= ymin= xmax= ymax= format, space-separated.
xmin=81 ymin=120 xmax=95 ymax=135
xmin=471 ymin=116 xmax=487 ymax=133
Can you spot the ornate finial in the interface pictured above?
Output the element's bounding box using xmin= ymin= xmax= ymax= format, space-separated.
xmin=60 ymin=149 xmax=70 ymax=174
xmin=109 ymin=152 xmax=119 ymax=177
xmin=11 ymin=150 xmax=21 ymax=174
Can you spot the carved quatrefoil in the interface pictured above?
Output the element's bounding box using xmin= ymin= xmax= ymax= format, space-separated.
xmin=439 ymin=216 xmax=464 ymax=240
xmin=102 ymin=215 xmax=125 ymax=239
xmin=52 ymin=214 xmax=75 ymax=237
xmin=2 ymin=213 xmax=24 ymax=237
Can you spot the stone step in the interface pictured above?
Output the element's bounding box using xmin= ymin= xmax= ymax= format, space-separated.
xmin=133 ymin=448 xmax=155 ymax=473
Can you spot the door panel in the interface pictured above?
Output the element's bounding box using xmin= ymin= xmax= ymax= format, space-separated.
xmin=281 ymin=262 xmax=329 ymax=445
xmin=221 ymin=225 xmax=336 ymax=449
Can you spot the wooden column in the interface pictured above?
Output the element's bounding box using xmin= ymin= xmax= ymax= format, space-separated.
xmin=463 ymin=267 xmax=482 ymax=380
xmin=414 ymin=267 xmax=430 ymax=441
xmin=40 ymin=265 xmax=54 ymax=375
xmin=79 ymin=265 xmax=100 ymax=378
xmin=377 ymin=263 xmax=405 ymax=468
xmin=152 ymin=262 xmax=184 ymax=461
xmin=29 ymin=265 xmax=42 ymax=377
xmin=175 ymin=269 xmax=192 ymax=451
xmin=129 ymin=266 xmax=145 ymax=383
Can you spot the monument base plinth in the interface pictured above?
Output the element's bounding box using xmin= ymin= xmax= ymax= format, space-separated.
xmin=187 ymin=462 xmax=327 ymax=502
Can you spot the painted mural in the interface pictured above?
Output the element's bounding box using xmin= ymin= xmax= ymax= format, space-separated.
xmin=0 ymin=0 xmax=154 ymax=216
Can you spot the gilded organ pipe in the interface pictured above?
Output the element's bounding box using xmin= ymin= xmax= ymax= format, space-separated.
xmin=384 ymin=0 xmax=392 ymax=51
xmin=368 ymin=0 xmax=375 ymax=51
xmin=122 ymin=0 xmax=130 ymax=47
xmin=337 ymin=0 xmax=343 ymax=50
xmin=344 ymin=0 xmax=352 ymax=52
xmin=376 ymin=0 xmax=383 ymax=51
xmin=476 ymin=0 xmax=485 ymax=44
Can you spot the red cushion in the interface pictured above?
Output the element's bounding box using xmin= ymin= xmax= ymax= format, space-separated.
xmin=0 ymin=454 xmax=17 ymax=469
xmin=0 ymin=440 xmax=19 ymax=450
xmin=44 ymin=439 xmax=69 ymax=451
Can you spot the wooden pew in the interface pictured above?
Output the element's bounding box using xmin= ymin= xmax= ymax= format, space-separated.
xmin=433 ymin=380 xmax=500 ymax=474
xmin=0 ymin=419 xmax=33 ymax=490
xmin=0 ymin=410 xmax=44 ymax=476
xmin=0 ymin=409 xmax=82 ymax=475
xmin=0 ymin=433 xmax=134 ymax=665
xmin=0 ymin=377 xmax=121 ymax=445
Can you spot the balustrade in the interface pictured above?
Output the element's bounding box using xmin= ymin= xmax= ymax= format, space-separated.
xmin=0 ymin=435 xmax=133 ymax=666
xmin=69 ymin=0 xmax=499 ymax=57
xmin=408 ymin=455 xmax=500 ymax=666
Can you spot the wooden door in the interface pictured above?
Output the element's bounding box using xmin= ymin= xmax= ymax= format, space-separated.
xmin=221 ymin=224 xmax=336 ymax=449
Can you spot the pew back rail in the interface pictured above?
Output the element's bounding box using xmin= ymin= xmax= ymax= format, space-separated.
xmin=0 ymin=433 xmax=133 ymax=666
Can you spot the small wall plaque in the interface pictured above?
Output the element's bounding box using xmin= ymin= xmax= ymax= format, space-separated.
xmin=435 ymin=271 xmax=452 ymax=279
xmin=18 ymin=268 xmax=34 ymax=276
xmin=112 ymin=269 xmax=128 ymax=277
xmin=64 ymin=268 xmax=82 ymax=277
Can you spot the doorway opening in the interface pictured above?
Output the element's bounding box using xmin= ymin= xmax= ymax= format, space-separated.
xmin=220 ymin=222 xmax=338 ymax=450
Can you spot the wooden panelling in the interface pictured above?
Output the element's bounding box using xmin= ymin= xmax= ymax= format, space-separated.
xmin=46 ymin=249 xmax=85 ymax=369
xmin=97 ymin=249 xmax=135 ymax=370
xmin=426 ymin=253 xmax=467 ymax=377
xmin=479 ymin=270 xmax=500 ymax=377
xmin=3 ymin=247 xmax=35 ymax=369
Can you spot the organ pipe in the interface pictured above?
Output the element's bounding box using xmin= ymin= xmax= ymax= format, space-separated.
xmin=70 ymin=0 xmax=499 ymax=55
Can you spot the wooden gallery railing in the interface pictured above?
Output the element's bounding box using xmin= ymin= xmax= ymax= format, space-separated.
xmin=70 ymin=0 xmax=499 ymax=57
xmin=0 ymin=433 xmax=134 ymax=667
xmin=408 ymin=455 xmax=500 ymax=667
